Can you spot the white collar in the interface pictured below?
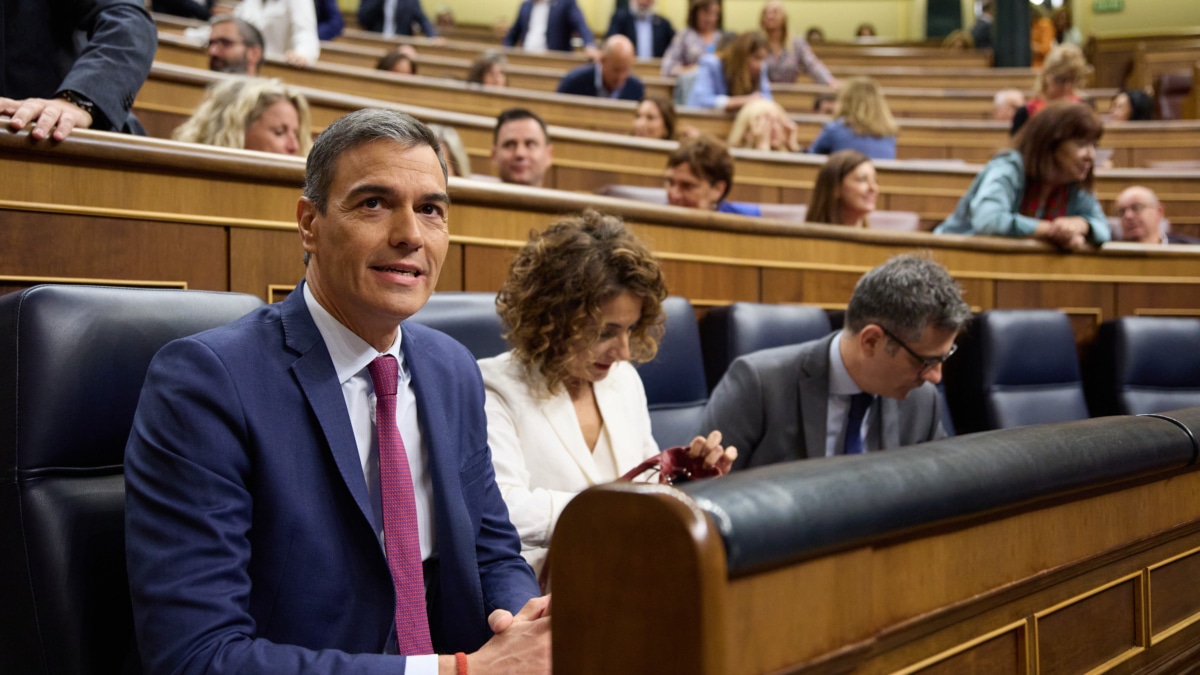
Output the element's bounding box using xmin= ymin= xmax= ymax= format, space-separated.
xmin=827 ymin=331 xmax=863 ymax=396
xmin=303 ymin=283 xmax=406 ymax=386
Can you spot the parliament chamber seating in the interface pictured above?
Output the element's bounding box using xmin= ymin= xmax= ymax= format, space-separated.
xmin=0 ymin=285 xmax=264 ymax=675
xmin=408 ymin=291 xmax=508 ymax=359
xmin=1085 ymin=316 xmax=1200 ymax=417
xmin=943 ymin=310 xmax=1090 ymax=434
xmin=635 ymin=297 xmax=710 ymax=449
xmin=698 ymin=302 xmax=832 ymax=393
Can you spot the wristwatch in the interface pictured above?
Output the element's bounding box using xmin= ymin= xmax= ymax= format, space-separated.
xmin=57 ymin=90 xmax=95 ymax=116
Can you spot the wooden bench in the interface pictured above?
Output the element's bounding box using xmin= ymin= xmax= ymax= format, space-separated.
xmin=4 ymin=126 xmax=1200 ymax=351
xmin=551 ymin=411 xmax=1200 ymax=674
xmin=1089 ymin=29 xmax=1200 ymax=89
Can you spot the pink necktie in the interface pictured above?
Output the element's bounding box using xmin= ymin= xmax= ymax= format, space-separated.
xmin=368 ymin=355 xmax=434 ymax=655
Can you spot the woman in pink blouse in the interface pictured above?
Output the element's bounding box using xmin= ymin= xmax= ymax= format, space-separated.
xmin=759 ymin=0 xmax=838 ymax=86
xmin=660 ymin=0 xmax=728 ymax=76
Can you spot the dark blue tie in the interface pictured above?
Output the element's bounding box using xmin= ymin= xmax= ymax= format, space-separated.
xmin=843 ymin=392 xmax=874 ymax=455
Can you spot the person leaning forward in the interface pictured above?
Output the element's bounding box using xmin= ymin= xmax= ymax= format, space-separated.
xmin=125 ymin=108 xmax=548 ymax=675
xmin=703 ymin=254 xmax=971 ymax=469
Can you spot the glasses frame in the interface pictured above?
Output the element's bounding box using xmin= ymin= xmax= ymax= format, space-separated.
xmin=876 ymin=324 xmax=957 ymax=374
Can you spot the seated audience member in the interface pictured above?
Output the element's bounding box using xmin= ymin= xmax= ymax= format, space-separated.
xmin=687 ymin=32 xmax=772 ymax=112
xmin=173 ymin=77 xmax=312 ymax=156
xmin=126 ymin=108 xmax=548 ymax=675
xmin=805 ymin=26 xmax=826 ymax=44
xmin=728 ymin=98 xmax=799 ymax=152
xmin=467 ymin=52 xmax=508 ymax=87
xmin=807 ymin=150 xmax=877 ymax=227
xmin=479 ymin=211 xmax=735 ymax=576
xmin=207 ymin=17 xmax=266 ymax=77
xmin=1113 ymin=186 xmax=1200 ymax=244
xmin=971 ymin=1 xmax=994 ymax=51
xmin=665 ymin=135 xmax=762 ymax=216
xmin=358 ymin=0 xmax=437 ymax=37
xmin=606 ymin=0 xmax=676 ymax=59
xmin=632 ymin=96 xmax=676 ymax=139
xmin=660 ymin=0 xmax=729 ymax=76
xmin=504 ymin=0 xmax=599 ymax=60
xmin=1030 ymin=6 xmax=1055 ymax=68
xmin=992 ymin=88 xmax=1026 ymax=122
xmin=429 ymin=124 xmax=472 ymax=177
xmin=315 ymin=0 xmax=344 ymax=40
xmin=759 ymin=0 xmax=837 ymax=86
xmin=1109 ymin=89 xmax=1154 ymax=122
xmin=491 ymin=108 xmax=553 ymax=187
xmin=809 ymin=76 xmax=898 ymax=160
xmin=1052 ymin=7 xmax=1081 ymax=47
xmin=1 ymin=0 xmax=154 ymax=140
xmin=377 ymin=50 xmax=418 ymax=75
xmin=935 ymin=102 xmax=1110 ymax=250
xmin=705 ymin=254 xmax=971 ymax=469
xmin=557 ymin=36 xmax=645 ymax=101
xmin=1012 ymin=43 xmax=1088 ymax=134
xmin=855 ymin=23 xmax=877 ymax=38
xmin=813 ymin=93 xmax=837 ymax=115
xmin=437 ymin=7 xmax=455 ymax=30
xmin=232 ymin=0 xmax=320 ymax=66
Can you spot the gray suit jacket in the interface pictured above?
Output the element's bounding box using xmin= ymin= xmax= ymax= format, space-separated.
xmin=701 ymin=333 xmax=946 ymax=470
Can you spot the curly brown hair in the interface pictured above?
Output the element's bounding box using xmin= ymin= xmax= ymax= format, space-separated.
xmin=497 ymin=211 xmax=668 ymax=395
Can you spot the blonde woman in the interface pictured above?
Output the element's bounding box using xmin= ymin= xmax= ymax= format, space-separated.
xmin=173 ymin=77 xmax=312 ymax=156
xmin=1010 ymin=43 xmax=1089 ymax=135
xmin=758 ymin=0 xmax=836 ymax=86
xmin=728 ymin=98 xmax=799 ymax=152
xmin=808 ymin=76 xmax=897 ymax=160
xmin=686 ymin=32 xmax=771 ymax=112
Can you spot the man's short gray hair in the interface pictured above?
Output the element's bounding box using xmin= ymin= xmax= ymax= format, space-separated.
xmin=303 ymin=108 xmax=447 ymax=214
xmin=845 ymin=253 xmax=972 ymax=341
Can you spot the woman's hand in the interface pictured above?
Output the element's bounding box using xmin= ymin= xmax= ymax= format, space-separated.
xmin=1035 ymin=217 xmax=1091 ymax=251
xmin=687 ymin=430 xmax=737 ymax=475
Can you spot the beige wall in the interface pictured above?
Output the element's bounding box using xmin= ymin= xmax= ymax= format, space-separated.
xmin=1077 ymin=0 xmax=1200 ymax=38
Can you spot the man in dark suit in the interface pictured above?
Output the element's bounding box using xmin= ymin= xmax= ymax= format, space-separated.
xmin=125 ymin=109 xmax=548 ymax=674
xmin=358 ymin=0 xmax=438 ymax=37
xmin=556 ymin=35 xmax=644 ymax=101
xmin=703 ymin=255 xmax=971 ymax=469
xmin=503 ymin=0 xmax=598 ymax=59
xmin=0 ymin=0 xmax=155 ymax=140
xmin=605 ymin=0 xmax=675 ymax=59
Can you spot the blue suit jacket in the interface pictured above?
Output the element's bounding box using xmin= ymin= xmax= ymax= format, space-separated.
xmin=358 ymin=0 xmax=436 ymax=36
xmin=125 ymin=285 xmax=538 ymax=674
xmin=556 ymin=62 xmax=645 ymax=101
xmin=605 ymin=8 xmax=675 ymax=58
xmin=503 ymin=0 xmax=595 ymax=51
xmin=686 ymin=54 xmax=773 ymax=110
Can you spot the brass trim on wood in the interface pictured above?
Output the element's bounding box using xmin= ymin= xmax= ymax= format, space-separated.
xmin=889 ymin=620 xmax=1027 ymax=675
xmin=267 ymin=284 xmax=297 ymax=304
xmin=1032 ymin=571 xmax=1146 ymax=674
xmin=1133 ymin=308 xmax=1200 ymax=317
xmin=0 ymin=274 xmax=188 ymax=289
xmin=1058 ymin=307 xmax=1106 ymax=327
xmin=0 ymin=199 xmax=294 ymax=230
xmin=1147 ymin=544 xmax=1200 ymax=644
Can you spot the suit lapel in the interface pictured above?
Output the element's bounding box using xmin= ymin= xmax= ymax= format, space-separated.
xmin=281 ymin=283 xmax=378 ymax=531
xmin=541 ymin=389 xmax=602 ymax=484
xmin=595 ymin=370 xmax=643 ymax=476
xmin=876 ymin=397 xmax=901 ymax=450
xmin=798 ymin=335 xmax=835 ymax=460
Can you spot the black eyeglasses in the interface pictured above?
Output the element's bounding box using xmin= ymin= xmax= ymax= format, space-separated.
xmin=877 ymin=325 xmax=957 ymax=373
xmin=208 ymin=37 xmax=244 ymax=49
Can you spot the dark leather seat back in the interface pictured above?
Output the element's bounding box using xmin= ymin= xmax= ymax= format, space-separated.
xmin=1154 ymin=72 xmax=1192 ymax=121
xmin=1085 ymin=317 xmax=1200 ymax=416
xmin=408 ymin=292 xmax=509 ymax=359
xmin=0 ymin=285 xmax=263 ymax=675
xmin=943 ymin=310 xmax=1088 ymax=434
xmin=636 ymin=297 xmax=709 ymax=449
xmin=699 ymin=302 xmax=831 ymax=393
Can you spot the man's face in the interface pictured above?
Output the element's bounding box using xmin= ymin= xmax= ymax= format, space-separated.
xmin=861 ymin=324 xmax=958 ymax=400
xmin=993 ymin=93 xmax=1023 ymax=121
xmin=298 ymin=140 xmax=449 ymax=347
xmin=208 ymin=22 xmax=261 ymax=75
xmin=491 ymin=118 xmax=553 ymax=187
xmin=1114 ymin=188 xmax=1164 ymax=244
xmin=634 ymin=0 xmax=654 ymax=12
xmin=601 ymin=48 xmax=633 ymax=93
xmin=665 ymin=162 xmax=723 ymax=211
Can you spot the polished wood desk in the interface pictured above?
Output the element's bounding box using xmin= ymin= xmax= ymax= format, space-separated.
xmin=3 ymin=127 xmax=1199 ymax=351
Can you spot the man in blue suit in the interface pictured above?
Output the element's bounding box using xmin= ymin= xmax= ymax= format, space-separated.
xmin=503 ymin=0 xmax=598 ymax=59
xmin=125 ymin=109 xmax=548 ymax=675
xmin=358 ymin=0 xmax=437 ymax=37
xmin=556 ymin=35 xmax=644 ymax=101
xmin=605 ymin=0 xmax=675 ymax=59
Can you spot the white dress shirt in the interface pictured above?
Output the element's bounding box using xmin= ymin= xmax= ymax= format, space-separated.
xmin=824 ymin=331 xmax=873 ymax=457
xmin=523 ymin=0 xmax=551 ymax=52
xmin=634 ymin=13 xmax=654 ymax=59
xmin=303 ymin=285 xmax=438 ymax=673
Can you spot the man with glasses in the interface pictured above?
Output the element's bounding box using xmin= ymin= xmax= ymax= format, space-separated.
xmin=703 ymin=254 xmax=972 ymax=469
xmin=1113 ymin=186 xmax=1200 ymax=245
xmin=207 ymin=17 xmax=265 ymax=76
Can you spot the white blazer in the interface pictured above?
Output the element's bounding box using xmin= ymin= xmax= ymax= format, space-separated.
xmin=478 ymin=351 xmax=660 ymax=574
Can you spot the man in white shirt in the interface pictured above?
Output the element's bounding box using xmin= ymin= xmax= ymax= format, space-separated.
xmin=605 ymin=0 xmax=676 ymax=59
xmin=703 ymin=254 xmax=971 ymax=469
xmin=503 ymin=0 xmax=599 ymax=60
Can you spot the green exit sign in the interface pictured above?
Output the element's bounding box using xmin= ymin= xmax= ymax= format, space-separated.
xmin=1093 ymin=0 xmax=1124 ymax=13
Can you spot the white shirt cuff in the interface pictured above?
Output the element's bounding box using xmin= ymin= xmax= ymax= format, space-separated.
xmin=407 ymin=654 xmax=438 ymax=675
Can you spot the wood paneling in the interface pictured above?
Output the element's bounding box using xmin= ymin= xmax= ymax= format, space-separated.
xmin=1149 ymin=547 xmax=1200 ymax=640
xmin=1036 ymin=576 xmax=1141 ymax=674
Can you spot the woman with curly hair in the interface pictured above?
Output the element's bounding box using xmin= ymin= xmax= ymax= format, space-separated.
xmin=173 ymin=76 xmax=312 ymax=156
xmin=477 ymin=211 xmax=735 ymax=575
